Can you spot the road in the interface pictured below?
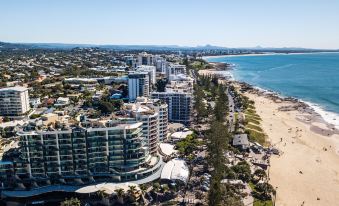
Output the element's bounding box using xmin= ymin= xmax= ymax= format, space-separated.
xmin=226 ymin=88 xmax=235 ymax=132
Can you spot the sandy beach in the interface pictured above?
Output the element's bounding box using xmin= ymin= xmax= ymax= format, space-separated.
xmin=245 ymin=92 xmax=339 ymax=206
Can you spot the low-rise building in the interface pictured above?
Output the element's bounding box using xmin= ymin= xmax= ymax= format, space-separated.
xmin=232 ymin=134 xmax=250 ymax=150
xmin=29 ymin=98 xmax=41 ymax=108
xmin=55 ymin=97 xmax=70 ymax=107
xmin=161 ymin=158 xmax=189 ymax=184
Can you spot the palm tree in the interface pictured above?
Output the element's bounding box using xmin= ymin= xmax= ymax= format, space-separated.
xmin=60 ymin=197 xmax=81 ymax=206
xmin=127 ymin=185 xmax=138 ymax=203
xmin=253 ymin=169 xmax=267 ymax=181
xmin=96 ymin=190 xmax=110 ymax=205
xmin=153 ymin=182 xmax=161 ymax=204
xmin=139 ymin=184 xmax=149 ymax=205
xmin=96 ymin=189 xmax=105 ymax=199
xmin=114 ymin=188 xmax=125 ymax=205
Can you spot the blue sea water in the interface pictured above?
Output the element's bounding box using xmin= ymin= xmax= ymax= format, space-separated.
xmin=206 ymin=52 xmax=339 ymax=127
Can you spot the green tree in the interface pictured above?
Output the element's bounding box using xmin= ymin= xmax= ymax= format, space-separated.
xmin=155 ymin=79 xmax=168 ymax=92
xmin=114 ymin=188 xmax=125 ymax=205
xmin=60 ymin=197 xmax=81 ymax=206
xmin=253 ymin=182 xmax=275 ymax=201
xmin=139 ymin=184 xmax=148 ymax=205
xmin=98 ymin=100 xmax=113 ymax=114
xmin=231 ymin=161 xmax=251 ymax=182
xmin=207 ymin=121 xmax=231 ymax=206
xmin=127 ymin=185 xmax=138 ymax=203
xmin=253 ymin=169 xmax=267 ymax=182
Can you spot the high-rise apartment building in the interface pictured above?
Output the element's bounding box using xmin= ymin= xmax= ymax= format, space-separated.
xmin=128 ymin=72 xmax=150 ymax=101
xmin=0 ymin=87 xmax=30 ymax=116
xmin=11 ymin=119 xmax=162 ymax=189
xmin=137 ymin=52 xmax=154 ymax=66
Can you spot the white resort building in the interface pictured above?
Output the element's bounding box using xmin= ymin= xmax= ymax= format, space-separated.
xmin=13 ymin=118 xmax=163 ymax=190
xmin=0 ymin=86 xmax=30 ymax=116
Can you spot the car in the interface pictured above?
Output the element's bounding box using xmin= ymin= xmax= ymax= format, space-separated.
xmin=201 ymin=185 xmax=210 ymax=191
xmin=203 ymin=173 xmax=211 ymax=177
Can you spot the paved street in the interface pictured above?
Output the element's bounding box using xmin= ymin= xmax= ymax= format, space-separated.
xmin=227 ymin=88 xmax=235 ymax=132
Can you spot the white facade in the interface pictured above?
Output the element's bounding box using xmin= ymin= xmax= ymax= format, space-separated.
xmin=125 ymin=97 xmax=169 ymax=153
xmin=29 ymin=98 xmax=41 ymax=108
xmin=137 ymin=52 xmax=154 ymax=66
xmin=155 ymin=56 xmax=168 ymax=74
xmin=166 ymin=63 xmax=187 ymax=80
xmin=128 ymin=72 xmax=150 ymax=101
xmin=0 ymin=87 xmax=30 ymax=116
xmin=161 ymin=158 xmax=189 ymax=183
xmin=55 ymin=97 xmax=70 ymax=107
xmin=136 ymin=65 xmax=157 ymax=85
xmin=136 ymin=97 xmax=168 ymax=142
xmin=167 ymin=75 xmax=194 ymax=94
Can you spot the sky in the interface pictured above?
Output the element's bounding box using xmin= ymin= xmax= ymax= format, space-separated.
xmin=1 ymin=0 xmax=339 ymax=49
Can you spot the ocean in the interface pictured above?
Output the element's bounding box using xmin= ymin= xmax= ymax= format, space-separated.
xmin=205 ymin=52 xmax=339 ymax=128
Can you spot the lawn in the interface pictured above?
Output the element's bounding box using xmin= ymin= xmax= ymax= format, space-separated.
xmin=246 ymin=129 xmax=267 ymax=146
xmin=190 ymin=60 xmax=207 ymax=70
xmin=253 ymin=200 xmax=273 ymax=206
xmin=246 ymin=123 xmax=263 ymax=132
xmin=245 ymin=112 xmax=261 ymax=119
xmin=246 ymin=116 xmax=261 ymax=125
xmin=249 ymin=182 xmax=274 ymax=206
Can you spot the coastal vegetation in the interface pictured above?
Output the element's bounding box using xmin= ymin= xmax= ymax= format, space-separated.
xmin=194 ymin=73 xmax=246 ymax=205
xmin=193 ymin=60 xmax=276 ymax=205
xmin=240 ymin=96 xmax=267 ymax=146
xmin=60 ymin=197 xmax=81 ymax=206
xmin=175 ymin=133 xmax=201 ymax=156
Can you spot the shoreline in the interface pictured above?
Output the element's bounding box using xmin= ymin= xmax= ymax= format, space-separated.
xmin=200 ymin=65 xmax=339 ymax=130
xmin=242 ymin=89 xmax=339 ymax=206
xmin=203 ymin=57 xmax=339 ymax=130
xmin=200 ymin=67 xmax=339 ymax=205
xmin=235 ymin=81 xmax=339 ymax=130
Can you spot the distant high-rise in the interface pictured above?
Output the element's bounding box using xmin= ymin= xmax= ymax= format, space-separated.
xmin=128 ymin=72 xmax=150 ymax=101
xmin=154 ymin=55 xmax=168 ymax=74
xmin=166 ymin=63 xmax=187 ymax=80
xmin=137 ymin=52 xmax=154 ymax=66
xmin=0 ymin=87 xmax=30 ymax=116
xmin=136 ymin=65 xmax=157 ymax=85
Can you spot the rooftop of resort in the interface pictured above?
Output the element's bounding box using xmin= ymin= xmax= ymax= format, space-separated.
xmin=160 ymin=158 xmax=189 ymax=184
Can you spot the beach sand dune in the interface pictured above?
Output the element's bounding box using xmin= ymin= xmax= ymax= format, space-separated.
xmin=246 ymin=93 xmax=339 ymax=206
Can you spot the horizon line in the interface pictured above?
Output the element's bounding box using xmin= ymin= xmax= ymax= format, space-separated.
xmin=1 ymin=40 xmax=338 ymax=51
